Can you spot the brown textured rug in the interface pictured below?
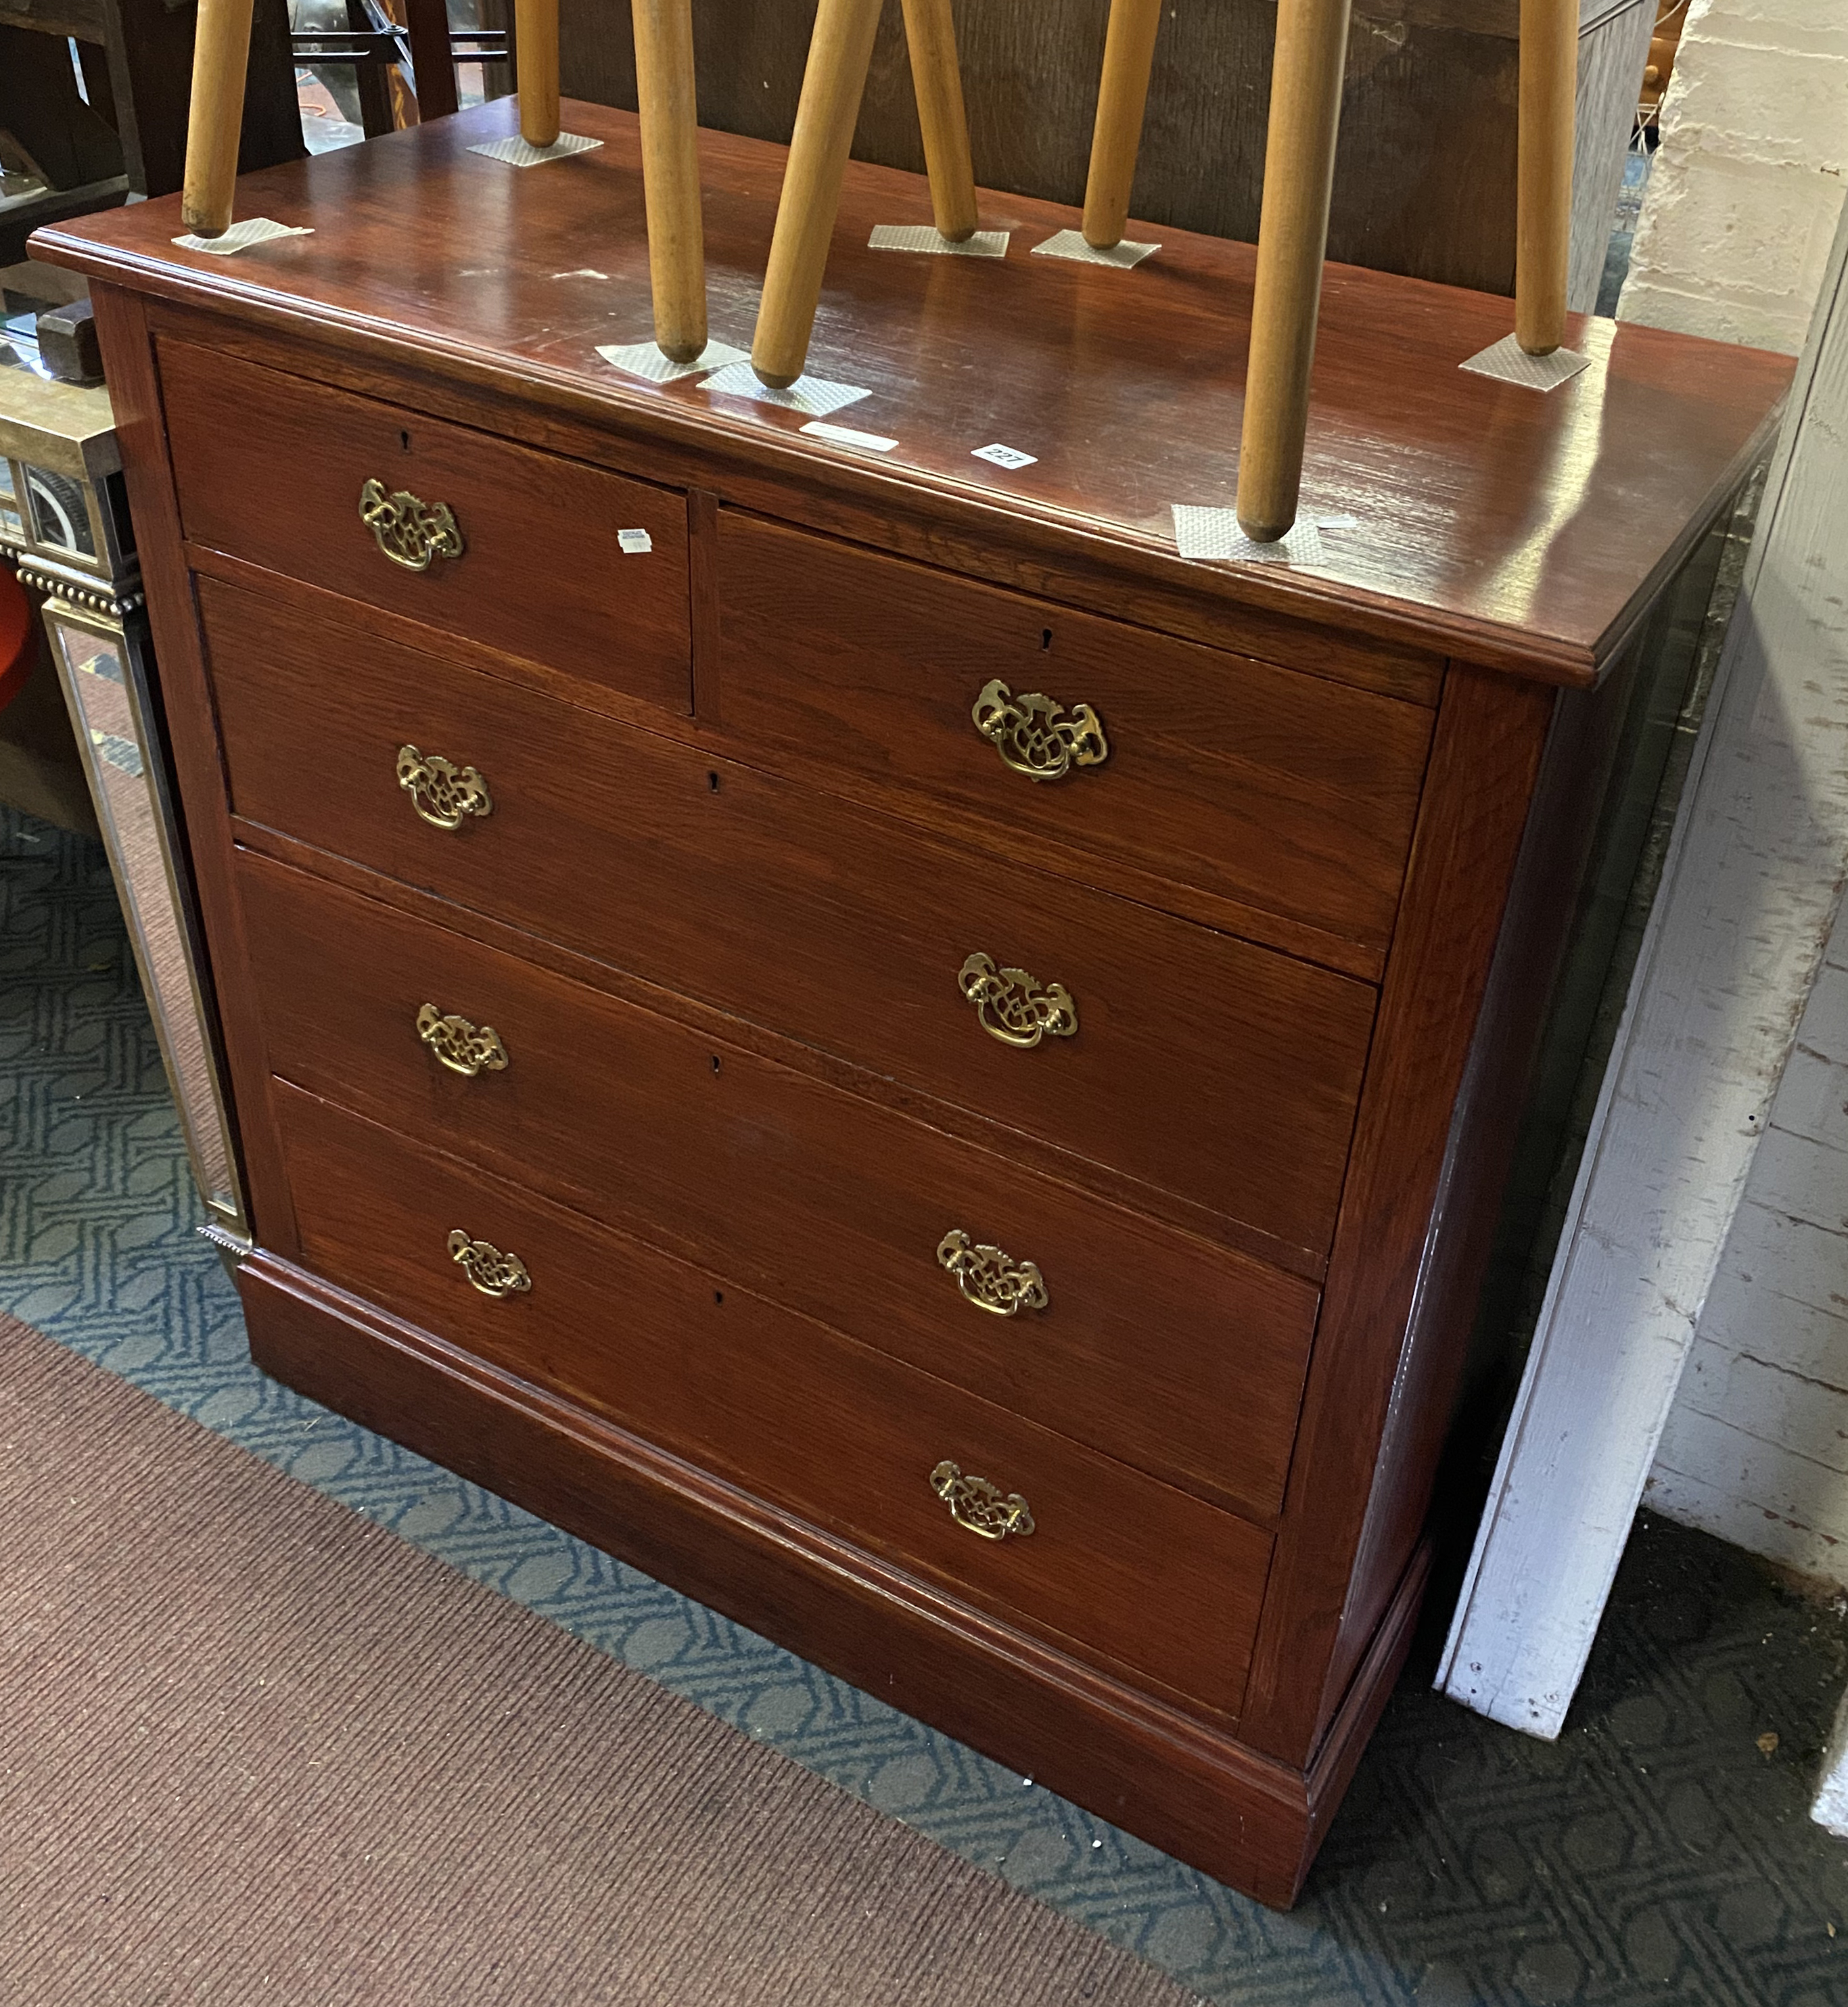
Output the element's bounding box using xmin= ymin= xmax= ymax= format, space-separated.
xmin=0 ymin=1314 xmax=1197 ymax=2007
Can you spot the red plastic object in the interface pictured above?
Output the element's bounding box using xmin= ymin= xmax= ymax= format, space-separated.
xmin=0 ymin=563 xmax=37 ymax=714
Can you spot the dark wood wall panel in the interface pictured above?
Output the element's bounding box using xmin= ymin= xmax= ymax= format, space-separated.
xmin=557 ymin=0 xmax=1520 ymax=294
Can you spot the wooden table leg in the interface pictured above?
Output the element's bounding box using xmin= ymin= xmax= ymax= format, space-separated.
xmin=1235 ymin=0 xmax=1351 ymax=544
xmin=1082 ymin=0 xmax=1164 ymax=250
xmin=900 ymin=0 xmax=978 ymax=244
xmin=181 ymin=0 xmax=256 ymax=237
xmin=403 ymin=0 xmax=460 ymax=121
xmin=752 ymin=0 xmax=884 ymax=389
xmin=1517 ymin=0 xmax=1575 ymax=356
xmin=515 ymin=0 xmax=559 ymax=148
xmin=634 ymin=0 xmax=708 ymax=361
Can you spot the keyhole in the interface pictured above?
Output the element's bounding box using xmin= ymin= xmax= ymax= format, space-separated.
xmin=400 ymin=429 xmax=411 ymax=451
xmin=710 ymin=1055 xmax=721 ymax=1075
xmin=1040 ymin=628 xmax=1053 ymax=651
xmin=708 ymin=771 xmax=720 ymax=793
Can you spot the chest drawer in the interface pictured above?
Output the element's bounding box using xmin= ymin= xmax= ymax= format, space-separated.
xmin=237 ymin=848 xmax=1318 ymax=1521
xmin=204 ymin=575 xmax=1373 ymax=1270
xmin=271 ymin=1078 xmax=1274 ymax=1719
xmin=716 ymin=513 xmax=1432 ymax=962
xmin=159 ymin=342 xmax=691 ymax=714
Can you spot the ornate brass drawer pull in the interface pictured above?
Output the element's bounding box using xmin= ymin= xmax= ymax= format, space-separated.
xmin=447 ymin=1228 xmax=530 ymax=1297
xmin=931 ymin=1460 xmax=1035 ymax=1541
xmin=416 ymin=1003 xmax=509 ymax=1077
xmin=971 ymin=678 xmax=1109 ymax=783
xmin=958 ymin=951 xmax=1078 ymax=1048
xmin=359 ymin=477 xmax=465 ymax=572
xmin=937 ymin=1228 xmax=1047 ymax=1316
xmin=396 ymin=743 xmax=492 ymax=830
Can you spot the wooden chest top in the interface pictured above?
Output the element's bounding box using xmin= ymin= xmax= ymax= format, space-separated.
xmin=34 ymin=97 xmax=1791 ymax=688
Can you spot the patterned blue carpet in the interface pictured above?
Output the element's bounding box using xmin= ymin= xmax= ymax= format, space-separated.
xmin=5 ymin=801 xmax=1847 ymax=2006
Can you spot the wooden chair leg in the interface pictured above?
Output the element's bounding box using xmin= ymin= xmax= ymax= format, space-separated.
xmin=752 ymin=0 xmax=884 ymax=388
xmin=1234 ymin=0 xmax=1350 ymax=544
xmin=900 ymin=0 xmax=977 ymax=244
xmin=1517 ymin=0 xmax=1575 ymax=356
xmin=181 ymin=0 xmax=257 ymax=237
xmin=633 ymin=0 xmax=707 ymax=361
xmin=514 ymin=0 xmax=559 ymax=147
xmin=1082 ymin=0 xmax=1163 ymax=251
xmin=750 ymin=0 xmax=879 ymax=387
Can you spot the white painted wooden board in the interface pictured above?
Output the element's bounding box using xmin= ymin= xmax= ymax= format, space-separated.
xmin=1568 ymin=0 xmax=1657 ymax=315
xmin=1437 ymin=197 xmax=1848 ymax=1740
xmin=1646 ymin=913 xmax=1848 ymax=1577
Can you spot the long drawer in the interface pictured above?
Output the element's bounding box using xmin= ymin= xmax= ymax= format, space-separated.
xmin=202 ymin=574 xmax=1374 ymax=1270
xmin=236 ymin=848 xmax=1320 ymax=1521
xmin=160 ymin=342 xmax=692 ymax=714
xmin=716 ymin=513 xmax=1433 ymax=959
xmin=270 ymin=1078 xmax=1275 ymax=1718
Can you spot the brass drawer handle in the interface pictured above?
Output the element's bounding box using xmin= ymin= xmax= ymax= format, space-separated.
xmin=971 ymin=678 xmax=1109 ymax=783
xmin=958 ymin=951 xmax=1078 ymax=1048
xmin=937 ymin=1228 xmax=1047 ymax=1316
xmin=397 ymin=743 xmax=492 ymax=830
xmin=417 ymin=1003 xmax=509 ymax=1077
xmin=359 ymin=477 xmax=465 ymax=572
xmin=447 ymin=1228 xmax=530 ymax=1297
xmin=931 ymin=1460 xmax=1035 ymax=1541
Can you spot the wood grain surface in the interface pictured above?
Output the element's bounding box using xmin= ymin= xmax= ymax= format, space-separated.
xmin=715 ymin=511 xmax=1433 ymax=965
xmin=34 ymin=99 xmax=1793 ymax=687
xmin=556 ymin=0 xmax=1530 ymax=296
xmin=235 ymin=848 xmax=1320 ymax=1523
xmin=243 ymin=1250 xmax=1348 ymax=1903
xmin=271 ymin=1077 xmax=1276 ymax=1720
xmin=160 ymin=340 xmax=695 ymax=715
xmin=200 ymin=572 xmax=1374 ymax=1274
xmin=1239 ymin=662 xmax=1557 ymax=1766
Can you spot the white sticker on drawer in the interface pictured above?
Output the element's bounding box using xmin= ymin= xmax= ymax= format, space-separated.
xmin=973 ymin=442 xmax=1038 ymax=470
xmin=618 ymin=528 xmax=653 ymax=555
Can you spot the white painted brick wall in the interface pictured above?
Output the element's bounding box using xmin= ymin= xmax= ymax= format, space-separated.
xmin=1648 ymin=913 xmax=1848 ymax=1580
xmin=1619 ymin=0 xmax=1848 ymax=353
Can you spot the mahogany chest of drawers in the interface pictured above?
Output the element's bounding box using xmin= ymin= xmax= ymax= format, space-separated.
xmin=35 ymin=99 xmax=1791 ymax=1906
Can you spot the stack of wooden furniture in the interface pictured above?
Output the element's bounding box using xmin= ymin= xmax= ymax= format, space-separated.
xmin=33 ymin=80 xmax=1788 ymax=1902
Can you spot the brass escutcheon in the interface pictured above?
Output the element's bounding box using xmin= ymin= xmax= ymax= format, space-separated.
xmin=958 ymin=951 xmax=1078 ymax=1048
xmin=396 ymin=744 xmax=492 ymax=831
xmin=416 ymin=1003 xmax=509 ymax=1078
xmin=937 ymin=1228 xmax=1048 ymax=1316
xmin=447 ymin=1228 xmax=530 ymax=1297
xmin=971 ymin=678 xmax=1109 ymax=783
xmin=359 ymin=477 xmax=465 ymax=572
xmin=930 ymin=1460 xmax=1035 ymax=1541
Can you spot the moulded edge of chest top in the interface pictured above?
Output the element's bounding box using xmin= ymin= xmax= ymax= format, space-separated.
xmin=137 ymin=299 xmax=1446 ymax=714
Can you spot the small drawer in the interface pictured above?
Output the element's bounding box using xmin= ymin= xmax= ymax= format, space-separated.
xmin=158 ymin=340 xmax=691 ymax=714
xmin=204 ymin=575 xmax=1374 ymax=1270
xmin=270 ymin=1078 xmax=1275 ymax=1719
xmin=236 ymin=848 xmax=1320 ymax=1521
xmin=715 ymin=513 xmax=1433 ymax=960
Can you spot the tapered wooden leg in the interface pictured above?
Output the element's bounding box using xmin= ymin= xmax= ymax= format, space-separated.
xmin=515 ymin=0 xmax=559 ymax=148
xmin=1082 ymin=0 xmax=1163 ymax=250
xmin=752 ymin=0 xmax=884 ymax=389
xmin=1517 ymin=0 xmax=1575 ymax=356
xmin=634 ymin=0 xmax=708 ymax=361
xmin=1234 ymin=0 xmax=1350 ymax=544
xmin=180 ymin=0 xmax=256 ymax=237
xmin=900 ymin=0 xmax=978 ymax=244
